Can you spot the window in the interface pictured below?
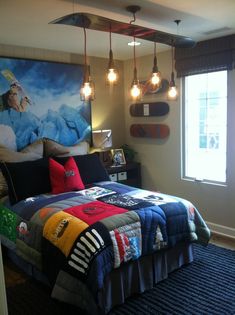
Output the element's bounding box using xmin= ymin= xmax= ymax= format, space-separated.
xmin=182 ymin=71 xmax=227 ymax=184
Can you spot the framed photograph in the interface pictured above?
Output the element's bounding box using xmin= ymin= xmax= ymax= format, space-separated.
xmin=111 ymin=148 xmax=126 ymax=166
xmin=0 ymin=56 xmax=91 ymax=150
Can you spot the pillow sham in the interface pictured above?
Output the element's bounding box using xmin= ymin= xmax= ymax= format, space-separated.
xmin=21 ymin=139 xmax=44 ymax=156
xmin=0 ymin=157 xmax=51 ymax=205
xmin=0 ymin=124 xmax=17 ymax=151
xmin=0 ymin=140 xmax=44 ymax=198
xmin=44 ymin=138 xmax=89 ymax=157
xmin=49 ymin=157 xmax=85 ymax=194
xmin=56 ymin=153 xmax=110 ymax=185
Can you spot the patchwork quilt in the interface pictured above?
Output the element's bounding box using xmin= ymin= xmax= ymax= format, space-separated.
xmin=0 ymin=181 xmax=210 ymax=295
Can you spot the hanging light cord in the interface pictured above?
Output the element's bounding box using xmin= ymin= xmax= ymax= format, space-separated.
xmin=131 ymin=12 xmax=137 ymax=72
xmin=129 ymin=11 xmax=136 ymax=24
xmin=83 ymin=27 xmax=87 ymax=67
xmin=109 ymin=26 xmax=112 ymax=50
xmin=133 ymin=36 xmax=138 ymax=81
xmin=153 ymin=42 xmax=157 ymax=70
xmin=133 ymin=36 xmax=136 ymax=68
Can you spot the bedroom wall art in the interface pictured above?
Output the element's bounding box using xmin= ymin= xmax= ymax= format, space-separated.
xmin=0 ymin=57 xmax=91 ymax=150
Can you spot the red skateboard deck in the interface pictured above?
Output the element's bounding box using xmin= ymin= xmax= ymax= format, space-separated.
xmin=51 ymin=14 xmax=196 ymax=48
xmin=130 ymin=102 xmax=169 ymax=117
xmin=130 ymin=124 xmax=170 ymax=139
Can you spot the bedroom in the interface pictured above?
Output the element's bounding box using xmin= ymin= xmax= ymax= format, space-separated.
xmin=0 ymin=0 xmax=234 ymax=314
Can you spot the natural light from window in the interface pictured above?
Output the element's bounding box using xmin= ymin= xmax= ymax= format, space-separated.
xmin=183 ymin=71 xmax=227 ymax=183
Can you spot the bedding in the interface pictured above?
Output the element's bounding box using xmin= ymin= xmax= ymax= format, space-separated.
xmin=0 ymin=155 xmax=210 ymax=315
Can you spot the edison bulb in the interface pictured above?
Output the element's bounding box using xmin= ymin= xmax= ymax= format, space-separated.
xmin=131 ymin=84 xmax=141 ymax=98
xmin=82 ymin=82 xmax=92 ymax=98
xmin=107 ymin=69 xmax=117 ymax=83
xmin=168 ymin=86 xmax=177 ymax=99
xmin=151 ymin=72 xmax=161 ymax=85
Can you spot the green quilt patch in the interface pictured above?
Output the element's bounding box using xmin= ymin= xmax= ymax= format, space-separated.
xmin=0 ymin=204 xmax=17 ymax=242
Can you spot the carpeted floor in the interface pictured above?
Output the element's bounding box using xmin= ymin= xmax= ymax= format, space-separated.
xmin=6 ymin=244 xmax=235 ymax=315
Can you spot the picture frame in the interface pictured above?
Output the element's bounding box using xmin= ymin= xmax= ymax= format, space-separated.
xmin=111 ymin=148 xmax=126 ymax=166
xmin=0 ymin=56 xmax=91 ymax=150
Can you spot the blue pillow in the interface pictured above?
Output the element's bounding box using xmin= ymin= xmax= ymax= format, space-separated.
xmin=0 ymin=158 xmax=51 ymax=205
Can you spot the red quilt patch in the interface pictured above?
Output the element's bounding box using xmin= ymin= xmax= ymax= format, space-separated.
xmin=64 ymin=200 xmax=128 ymax=225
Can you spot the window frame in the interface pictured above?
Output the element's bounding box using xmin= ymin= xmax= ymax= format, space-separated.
xmin=181 ymin=71 xmax=228 ymax=186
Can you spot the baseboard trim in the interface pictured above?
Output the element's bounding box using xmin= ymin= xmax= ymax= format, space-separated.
xmin=206 ymin=221 xmax=235 ymax=239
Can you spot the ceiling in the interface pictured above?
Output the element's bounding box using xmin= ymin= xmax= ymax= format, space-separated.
xmin=0 ymin=0 xmax=235 ymax=60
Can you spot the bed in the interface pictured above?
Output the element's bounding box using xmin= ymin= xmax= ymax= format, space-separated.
xmin=0 ymin=139 xmax=210 ymax=314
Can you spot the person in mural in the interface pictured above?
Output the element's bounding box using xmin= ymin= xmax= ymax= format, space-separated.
xmin=0 ymin=82 xmax=30 ymax=112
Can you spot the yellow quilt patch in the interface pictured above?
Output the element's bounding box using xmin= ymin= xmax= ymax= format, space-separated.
xmin=43 ymin=211 xmax=88 ymax=257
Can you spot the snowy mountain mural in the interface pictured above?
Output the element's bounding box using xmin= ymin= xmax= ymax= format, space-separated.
xmin=0 ymin=57 xmax=91 ymax=150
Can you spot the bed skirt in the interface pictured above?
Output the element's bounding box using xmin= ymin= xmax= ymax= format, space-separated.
xmin=7 ymin=242 xmax=194 ymax=314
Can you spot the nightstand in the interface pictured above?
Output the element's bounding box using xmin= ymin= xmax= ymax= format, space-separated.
xmin=105 ymin=162 xmax=141 ymax=188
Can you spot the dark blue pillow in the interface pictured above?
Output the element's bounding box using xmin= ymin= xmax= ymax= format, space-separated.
xmin=0 ymin=158 xmax=51 ymax=205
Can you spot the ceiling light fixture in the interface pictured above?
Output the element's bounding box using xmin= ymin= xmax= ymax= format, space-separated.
xmin=168 ymin=44 xmax=177 ymax=100
xmin=150 ymin=41 xmax=161 ymax=89
xmin=127 ymin=5 xmax=142 ymax=101
xmin=106 ymin=26 xmax=118 ymax=84
xmin=128 ymin=41 xmax=141 ymax=46
xmin=168 ymin=20 xmax=181 ymax=100
xmin=51 ymin=9 xmax=196 ymax=103
xmin=130 ymin=35 xmax=142 ymax=101
xmin=80 ymin=26 xmax=95 ymax=101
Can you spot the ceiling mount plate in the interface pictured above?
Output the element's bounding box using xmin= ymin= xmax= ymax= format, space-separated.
xmin=50 ymin=12 xmax=196 ymax=48
xmin=126 ymin=5 xmax=141 ymax=15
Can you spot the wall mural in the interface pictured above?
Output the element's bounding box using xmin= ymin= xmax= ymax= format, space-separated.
xmin=0 ymin=57 xmax=91 ymax=150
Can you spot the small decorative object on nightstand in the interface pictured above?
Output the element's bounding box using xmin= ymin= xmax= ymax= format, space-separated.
xmin=92 ymin=129 xmax=113 ymax=166
xmin=111 ymin=148 xmax=126 ymax=167
xmin=105 ymin=162 xmax=141 ymax=188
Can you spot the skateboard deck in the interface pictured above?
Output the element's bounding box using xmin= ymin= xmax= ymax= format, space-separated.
xmin=130 ymin=102 xmax=169 ymax=117
xmin=130 ymin=124 xmax=170 ymax=139
xmin=51 ymin=13 xmax=196 ymax=48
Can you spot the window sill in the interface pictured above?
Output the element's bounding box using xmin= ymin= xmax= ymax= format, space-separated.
xmin=181 ymin=177 xmax=227 ymax=187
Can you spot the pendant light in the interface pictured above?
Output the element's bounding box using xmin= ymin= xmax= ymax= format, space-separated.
xmin=126 ymin=5 xmax=142 ymax=101
xmin=168 ymin=44 xmax=177 ymax=99
xmin=168 ymin=20 xmax=181 ymax=100
xmin=130 ymin=35 xmax=142 ymax=101
xmin=80 ymin=27 xmax=95 ymax=101
xmin=106 ymin=27 xmax=118 ymax=84
xmin=150 ymin=42 xmax=161 ymax=88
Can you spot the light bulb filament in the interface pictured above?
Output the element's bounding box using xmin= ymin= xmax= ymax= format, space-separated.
xmin=168 ymin=86 xmax=177 ymax=98
xmin=131 ymin=84 xmax=141 ymax=98
xmin=107 ymin=69 xmax=117 ymax=83
xmin=151 ymin=72 xmax=161 ymax=85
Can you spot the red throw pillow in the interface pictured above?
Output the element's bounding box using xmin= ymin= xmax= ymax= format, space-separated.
xmin=49 ymin=157 xmax=85 ymax=194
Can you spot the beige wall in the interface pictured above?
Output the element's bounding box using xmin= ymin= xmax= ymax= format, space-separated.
xmin=124 ymin=50 xmax=235 ymax=236
xmin=0 ymin=44 xmax=126 ymax=148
